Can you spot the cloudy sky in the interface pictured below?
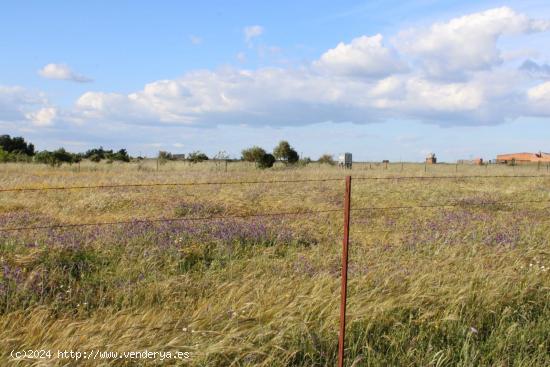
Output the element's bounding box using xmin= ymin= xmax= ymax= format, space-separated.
xmin=2 ymin=0 xmax=550 ymax=161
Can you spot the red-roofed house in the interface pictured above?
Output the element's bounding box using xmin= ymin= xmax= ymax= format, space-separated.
xmin=496 ymin=152 xmax=550 ymax=164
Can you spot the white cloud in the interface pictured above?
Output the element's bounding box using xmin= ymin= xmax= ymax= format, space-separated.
xmin=26 ymin=107 xmax=57 ymax=127
xmin=0 ymin=86 xmax=54 ymax=127
xmin=18 ymin=7 xmax=548 ymax=130
xmin=315 ymin=34 xmax=407 ymax=78
xmin=527 ymin=81 xmax=550 ymax=115
xmin=244 ymin=25 xmax=263 ymax=42
xmin=38 ymin=63 xmax=93 ymax=83
xmin=397 ymin=7 xmax=550 ymax=77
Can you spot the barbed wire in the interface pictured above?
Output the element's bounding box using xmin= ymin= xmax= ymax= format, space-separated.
xmin=0 ymin=178 xmax=344 ymax=193
xmin=1 ymin=198 xmax=549 ymax=233
xmin=352 ymin=174 xmax=550 ymax=181
xmin=1 ymin=174 xmax=549 ymax=193
xmin=350 ymin=198 xmax=550 ymax=212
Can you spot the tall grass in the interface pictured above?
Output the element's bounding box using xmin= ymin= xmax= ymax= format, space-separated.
xmin=0 ymin=161 xmax=548 ymax=366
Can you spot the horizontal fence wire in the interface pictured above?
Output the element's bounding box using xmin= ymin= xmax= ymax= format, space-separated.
xmin=352 ymin=174 xmax=550 ymax=181
xmin=1 ymin=175 xmax=549 ymax=193
xmin=350 ymin=199 xmax=550 ymax=211
xmin=0 ymin=178 xmax=344 ymax=192
xmin=2 ymin=198 xmax=549 ymax=233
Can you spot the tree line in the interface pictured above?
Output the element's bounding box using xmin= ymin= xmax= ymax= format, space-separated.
xmin=0 ymin=135 xmax=337 ymax=168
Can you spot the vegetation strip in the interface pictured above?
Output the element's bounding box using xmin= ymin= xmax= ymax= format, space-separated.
xmin=2 ymin=199 xmax=549 ymax=233
xmin=0 ymin=208 xmax=342 ymax=232
xmin=2 ymin=175 xmax=549 ymax=193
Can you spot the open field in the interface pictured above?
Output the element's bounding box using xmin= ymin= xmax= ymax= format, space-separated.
xmin=1 ymin=161 xmax=549 ymax=366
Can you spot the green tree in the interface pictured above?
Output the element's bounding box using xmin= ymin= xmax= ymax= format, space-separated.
xmin=241 ymin=146 xmax=266 ymax=163
xmin=273 ymin=141 xmax=299 ymax=164
xmin=0 ymin=135 xmax=35 ymax=155
xmin=35 ymin=148 xmax=77 ymax=166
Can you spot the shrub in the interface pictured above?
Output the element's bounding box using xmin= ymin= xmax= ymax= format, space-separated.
xmin=241 ymin=146 xmax=266 ymax=163
xmin=258 ymin=153 xmax=276 ymax=169
xmin=109 ymin=149 xmax=130 ymax=162
xmin=187 ymin=151 xmax=209 ymax=163
xmin=298 ymin=157 xmax=312 ymax=166
xmin=89 ymin=154 xmax=102 ymax=163
xmin=318 ymin=154 xmax=335 ymax=165
xmin=84 ymin=147 xmax=110 ymax=160
xmin=158 ymin=151 xmax=174 ymax=161
xmin=0 ymin=147 xmax=11 ymax=163
xmin=34 ymin=148 xmax=77 ymax=166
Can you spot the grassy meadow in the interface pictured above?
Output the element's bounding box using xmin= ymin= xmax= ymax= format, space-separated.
xmin=0 ymin=160 xmax=549 ymax=366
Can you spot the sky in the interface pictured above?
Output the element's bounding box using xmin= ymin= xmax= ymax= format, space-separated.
xmin=2 ymin=0 xmax=550 ymax=161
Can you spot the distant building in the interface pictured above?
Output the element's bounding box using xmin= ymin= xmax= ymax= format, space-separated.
xmin=457 ymin=158 xmax=484 ymax=165
xmin=425 ymin=153 xmax=436 ymax=164
xmin=496 ymin=152 xmax=550 ymax=164
xmin=338 ymin=153 xmax=352 ymax=169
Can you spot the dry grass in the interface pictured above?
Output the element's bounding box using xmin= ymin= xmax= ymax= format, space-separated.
xmin=0 ymin=161 xmax=549 ymax=366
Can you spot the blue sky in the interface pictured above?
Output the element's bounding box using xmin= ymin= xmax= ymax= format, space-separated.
xmin=2 ymin=1 xmax=550 ymax=161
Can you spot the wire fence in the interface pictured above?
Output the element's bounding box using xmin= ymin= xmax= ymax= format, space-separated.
xmin=2 ymin=173 xmax=549 ymax=367
xmin=1 ymin=174 xmax=549 ymax=192
xmin=1 ymin=175 xmax=550 ymax=233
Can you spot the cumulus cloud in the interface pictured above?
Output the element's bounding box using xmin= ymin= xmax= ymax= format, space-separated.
xmin=397 ymin=7 xmax=550 ymax=77
xmin=527 ymin=81 xmax=550 ymax=115
xmin=29 ymin=7 xmax=550 ymax=129
xmin=0 ymin=86 xmax=56 ymax=127
xmin=26 ymin=107 xmax=57 ymax=127
xmin=243 ymin=25 xmax=263 ymax=42
xmin=315 ymin=34 xmax=407 ymax=78
xmin=38 ymin=63 xmax=93 ymax=83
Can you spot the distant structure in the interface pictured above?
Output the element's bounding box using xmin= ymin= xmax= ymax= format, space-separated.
xmin=496 ymin=152 xmax=550 ymax=164
xmin=425 ymin=153 xmax=437 ymax=164
xmin=338 ymin=153 xmax=352 ymax=169
xmin=457 ymin=158 xmax=484 ymax=165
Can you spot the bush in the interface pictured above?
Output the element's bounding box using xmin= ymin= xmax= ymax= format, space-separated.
xmin=298 ymin=157 xmax=312 ymax=166
xmin=241 ymin=146 xmax=266 ymax=163
xmin=83 ymin=147 xmax=130 ymax=162
xmin=241 ymin=146 xmax=275 ymax=168
xmin=318 ymin=154 xmax=335 ymax=165
xmin=187 ymin=151 xmax=209 ymax=163
xmin=0 ymin=147 xmax=10 ymax=162
xmin=273 ymin=141 xmax=299 ymax=164
xmin=84 ymin=147 xmax=110 ymax=160
xmin=109 ymin=149 xmax=130 ymax=162
xmin=158 ymin=151 xmax=174 ymax=161
xmin=258 ymin=153 xmax=276 ymax=169
xmin=34 ymin=148 xmax=77 ymax=166
xmin=89 ymin=154 xmax=102 ymax=163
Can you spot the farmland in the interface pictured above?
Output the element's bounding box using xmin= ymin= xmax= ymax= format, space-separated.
xmin=0 ymin=161 xmax=549 ymax=366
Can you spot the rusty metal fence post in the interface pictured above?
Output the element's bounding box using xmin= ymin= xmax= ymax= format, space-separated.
xmin=338 ymin=175 xmax=352 ymax=367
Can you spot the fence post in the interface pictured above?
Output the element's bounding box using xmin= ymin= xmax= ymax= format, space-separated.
xmin=338 ymin=175 xmax=352 ymax=367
